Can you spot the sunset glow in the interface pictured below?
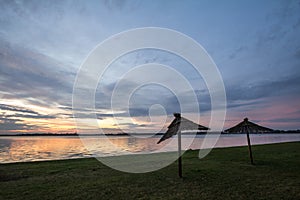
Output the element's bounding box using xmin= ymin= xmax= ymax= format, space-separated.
xmin=1 ymin=0 xmax=300 ymax=135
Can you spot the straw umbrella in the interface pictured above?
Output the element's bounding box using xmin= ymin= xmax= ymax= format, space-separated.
xmin=224 ymin=118 xmax=273 ymax=165
xmin=157 ymin=113 xmax=209 ymax=178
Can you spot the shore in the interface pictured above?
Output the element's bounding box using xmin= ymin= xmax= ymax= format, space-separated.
xmin=1 ymin=142 xmax=299 ymax=199
xmin=1 ymin=130 xmax=300 ymax=137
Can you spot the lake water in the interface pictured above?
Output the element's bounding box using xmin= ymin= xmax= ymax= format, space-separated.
xmin=0 ymin=134 xmax=299 ymax=163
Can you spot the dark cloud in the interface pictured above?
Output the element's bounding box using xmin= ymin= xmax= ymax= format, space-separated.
xmin=0 ymin=39 xmax=74 ymax=107
xmin=0 ymin=114 xmax=38 ymax=131
xmin=113 ymin=122 xmax=147 ymax=128
xmin=58 ymin=105 xmax=73 ymax=111
xmin=0 ymin=103 xmax=56 ymax=132
xmin=6 ymin=113 xmax=56 ymax=119
xmin=97 ymin=113 xmax=115 ymax=118
xmin=0 ymin=103 xmax=38 ymax=115
xmin=72 ymin=109 xmax=128 ymax=120
xmin=226 ymin=74 xmax=300 ymax=102
xmin=128 ymin=107 xmax=150 ymax=117
xmin=0 ymin=103 xmax=56 ymax=120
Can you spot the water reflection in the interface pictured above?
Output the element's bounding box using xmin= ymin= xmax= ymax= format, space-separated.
xmin=0 ymin=137 xmax=91 ymax=163
xmin=0 ymin=134 xmax=299 ymax=163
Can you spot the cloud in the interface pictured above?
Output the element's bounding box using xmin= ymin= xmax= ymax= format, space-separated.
xmin=1 ymin=0 xmax=300 ymax=132
xmin=0 ymin=39 xmax=75 ymax=107
xmin=96 ymin=71 xmax=300 ymax=119
xmin=6 ymin=114 xmax=56 ymax=119
xmin=0 ymin=103 xmax=56 ymax=119
xmin=114 ymin=122 xmax=147 ymax=128
xmin=226 ymin=74 xmax=300 ymax=103
xmin=0 ymin=114 xmax=38 ymax=131
xmin=0 ymin=103 xmax=39 ymax=115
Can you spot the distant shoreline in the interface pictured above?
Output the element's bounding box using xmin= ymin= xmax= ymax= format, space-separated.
xmin=1 ymin=130 xmax=300 ymax=137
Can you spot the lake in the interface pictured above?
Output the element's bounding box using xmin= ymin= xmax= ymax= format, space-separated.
xmin=0 ymin=134 xmax=299 ymax=163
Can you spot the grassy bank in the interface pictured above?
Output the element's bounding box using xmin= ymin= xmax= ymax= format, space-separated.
xmin=1 ymin=142 xmax=299 ymax=200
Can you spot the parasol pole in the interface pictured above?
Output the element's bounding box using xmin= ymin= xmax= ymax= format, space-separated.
xmin=245 ymin=123 xmax=254 ymax=165
xmin=178 ymin=130 xmax=182 ymax=178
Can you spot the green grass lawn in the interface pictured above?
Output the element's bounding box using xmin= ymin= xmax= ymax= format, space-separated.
xmin=1 ymin=142 xmax=299 ymax=200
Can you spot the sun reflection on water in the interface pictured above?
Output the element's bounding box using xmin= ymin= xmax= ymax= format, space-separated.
xmin=0 ymin=134 xmax=299 ymax=163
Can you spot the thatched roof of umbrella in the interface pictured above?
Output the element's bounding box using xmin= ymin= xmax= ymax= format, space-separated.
xmin=224 ymin=118 xmax=273 ymax=133
xmin=157 ymin=113 xmax=209 ymax=144
xmin=225 ymin=117 xmax=273 ymax=165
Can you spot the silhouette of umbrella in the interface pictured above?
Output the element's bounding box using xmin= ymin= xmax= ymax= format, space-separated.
xmin=158 ymin=113 xmax=209 ymax=177
xmin=224 ymin=118 xmax=273 ymax=164
xmin=157 ymin=113 xmax=209 ymax=144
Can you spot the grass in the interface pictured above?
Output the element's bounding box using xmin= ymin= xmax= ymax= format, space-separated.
xmin=0 ymin=142 xmax=299 ymax=200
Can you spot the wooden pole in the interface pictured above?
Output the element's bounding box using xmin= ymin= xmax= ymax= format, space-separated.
xmin=178 ymin=130 xmax=182 ymax=178
xmin=246 ymin=125 xmax=254 ymax=165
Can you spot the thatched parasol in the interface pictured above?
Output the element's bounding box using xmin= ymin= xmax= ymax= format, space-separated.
xmin=225 ymin=118 xmax=273 ymax=133
xmin=157 ymin=113 xmax=209 ymax=144
xmin=224 ymin=118 xmax=273 ymax=164
xmin=157 ymin=113 xmax=209 ymax=177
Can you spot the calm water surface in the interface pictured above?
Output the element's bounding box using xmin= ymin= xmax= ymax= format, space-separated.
xmin=0 ymin=134 xmax=299 ymax=163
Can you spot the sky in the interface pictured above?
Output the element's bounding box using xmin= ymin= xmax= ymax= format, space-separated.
xmin=0 ymin=0 xmax=300 ymax=134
